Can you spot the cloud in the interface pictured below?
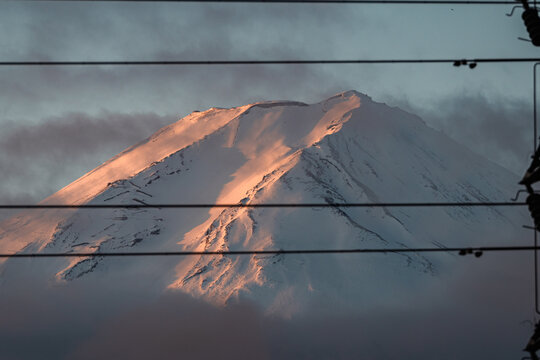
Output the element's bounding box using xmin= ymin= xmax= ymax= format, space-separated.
xmin=0 ymin=3 xmax=359 ymax=60
xmin=0 ymin=111 xmax=176 ymax=206
xmin=0 ymin=250 xmax=533 ymax=360
xmin=0 ymin=2 xmax=355 ymax=123
xmin=70 ymin=294 xmax=270 ymax=360
xmin=69 ymin=252 xmax=540 ymax=360
xmin=0 ymin=269 xmax=272 ymax=360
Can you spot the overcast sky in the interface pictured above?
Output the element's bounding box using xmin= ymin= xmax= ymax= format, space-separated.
xmin=0 ymin=2 xmax=539 ymax=359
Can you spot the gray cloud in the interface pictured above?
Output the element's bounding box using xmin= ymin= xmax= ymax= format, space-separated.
xmin=0 ymin=3 xmax=360 ymax=59
xmin=0 ymin=250 xmax=533 ymax=360
xmin=70 ymin=295 xmax=270 ymax=360
xmin=0 ymin=1 xmax=359 ymax=126
xmin=0 ymin=111 xmax=176 ymax=205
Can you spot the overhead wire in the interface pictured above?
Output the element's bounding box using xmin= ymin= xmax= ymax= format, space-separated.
xmin=0 ymin=201 xmax=526 ymax=209
xmin=0 ymin=58 xmax=539 ymax=66
xmin=2 ymin=245 xmax=540 ymax=258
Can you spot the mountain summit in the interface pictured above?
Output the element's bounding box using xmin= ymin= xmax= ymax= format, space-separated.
xmin=0 ymin=91 xmax=524 ymax=314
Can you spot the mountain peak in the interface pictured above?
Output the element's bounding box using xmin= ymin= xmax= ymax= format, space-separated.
xmin=328 ymin=89 xmax=369 ymax=99
xmin=0 ymin=91 xmax=523 ymax=314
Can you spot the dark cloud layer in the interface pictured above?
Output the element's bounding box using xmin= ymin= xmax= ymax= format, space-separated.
xmin=0 ymin=251 xmax=533 ymax=360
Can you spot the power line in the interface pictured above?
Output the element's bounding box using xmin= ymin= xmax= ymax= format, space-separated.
xmin=0 ymin=58 xmax=539 ymax=66
xmin=0 ymin=201 xmax=526 ymax=209
xmin=2 ymin=245 xmax=539 ymax=258
xmin=3 ymin=0 xmax=520 ymax=4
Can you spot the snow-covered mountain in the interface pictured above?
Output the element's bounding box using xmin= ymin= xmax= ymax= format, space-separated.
xmin=0 ymin=91 xmax=526 ymax=315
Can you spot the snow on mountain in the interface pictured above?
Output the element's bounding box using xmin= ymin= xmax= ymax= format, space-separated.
xmin=0 ymin=91 xmax=527 ymax=314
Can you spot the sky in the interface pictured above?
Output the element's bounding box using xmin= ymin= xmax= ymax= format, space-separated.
xmin=0 ymin=1 xmax=538 ymax=204
xmin=0 ymin=1 xmax=539 ymax=359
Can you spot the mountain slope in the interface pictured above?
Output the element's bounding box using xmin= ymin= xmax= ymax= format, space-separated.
xmin=0 ymin=91 xmax=526 ymax=314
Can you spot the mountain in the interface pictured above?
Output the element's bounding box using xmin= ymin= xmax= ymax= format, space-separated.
xmin=0 ymin=91 xmax=526 ymax=315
